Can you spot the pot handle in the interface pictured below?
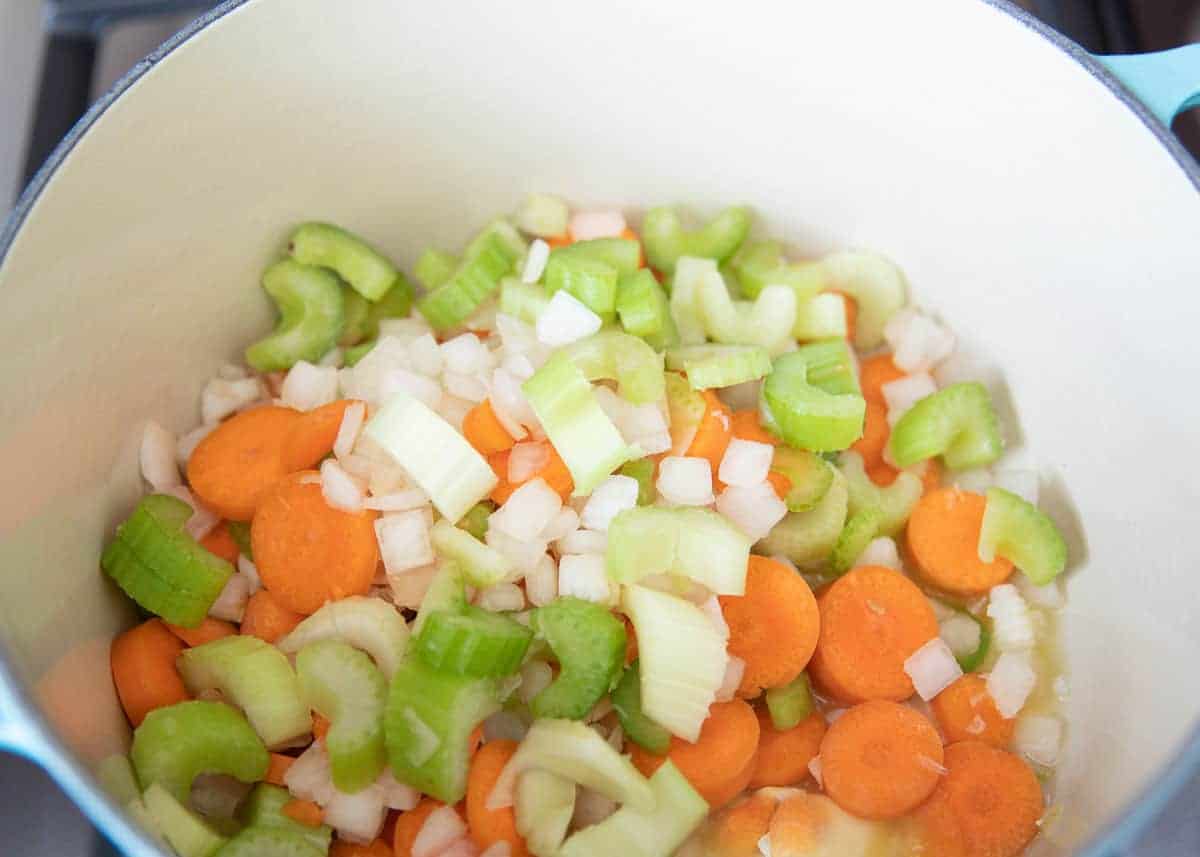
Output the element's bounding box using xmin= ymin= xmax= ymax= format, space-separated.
xmin=1095 ymin=45 xmax=1200 ymax=127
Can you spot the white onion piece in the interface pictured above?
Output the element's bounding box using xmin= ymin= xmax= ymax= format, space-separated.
xmin=808 ymin=757 xmax=823 ymax=788
xmin=593 ymin=387 xmax=672 ymax=455
xmin=388 ymin=564 xmax=439 ymax=610
xmin=715 ymin=656 xmax=746 ymax=702
xmin=236 ymin=555 xmax=261 ymax=593
xmin=715 ymin=481 xmax=788 ymax=541
xmin=478 ymin=582 xmax=526 ymax=612
xmin=380 ymin=368 xmax=442 ymax=410
xmin=986 ymin=584 xmax=1035 ymax=651
xmin=320 ymin=459 xmax=366 ymax=512
xmin=333 ymin=401 xmax=366 ymax=460
xmin=521 ymin=239 xmax=551 ymax=284
xmin=938 ymin=613 xmax=982 ymax=659
xmin=283 ymin=740 xmax=336 ymax=805
xmin=525 ymin=554 xmax=558 ymax=606
xmin=413 ymin=806 xmax=469 ymax=857
xmin=485 ymin=529 xmax=549 ymax=573
xmin=718 ymin=439 xmax=774 ymax=488
xmin=363 ymin=489 xmax=430 ymax=513
xmin=324 ymin=785 xmax=387 ymax=844
xmin=987 ymin=652 xmax=1037 ymax=718
xmin=437 ymin=393 xmax=477 ymax=431
xmin=536 ymin=291 xmax=602 ymax=347
xmin=1015 ymin=574 xmax=1065 ymax=610
xmin=1014 ymin=715 xmax=1063 ymax=767
xmin=554 ymin=528 xmax=607 ymax=556
xmin=444 ymin=372 xmax=489 ymax=404
xmin=903 ymin=638 xmax=963 ymax=701
xmin=539 ymin=508 xmax=579 ymax=542
xmin=378 ymin=768 xmax=421 ymax=811
xmin=580 ymin=476 xmax=639 ymax=531
xmin=698 ymin=595 xmax=730 ymax=641
xmin=993 ymin=469 xmax=1040 ymax=506
xmin=208 ymin=573 xmax=250 ymax=622
xmin=441 ymin=333 xmax=495 ymax=376
xmin=201 ymin=377 xmax=262 ymax=424
xmin=657 ymin=456 xmax=714 ymax=506
xmin=176 ymin=423 xmax=217 ymax=468
xmin=490 ymin=479 xmax=563 ymax=542
xmin=884 ymin=308 xmax=956 ymax=373
xmin=281 ymin=360 xmax=339 ymax=411
xmin=855 ymin=536 xmax=901 ymax=570
xmin=882 ymin=373 xmax=937 ymax=427
xmin=375 ymin=510 xmax=434 ymax=574
xmin=377 ymin=317 xmax=434 ymax=343
xmin=951 ymin=467 xmax=995 ymax=494
xmin=406 ymin=333 xmax=444 ymax=377
xmin=508 ymin=442 xmax=550 ymax=484
xmin=569 ymin=210 xmax=626 ymax=241
xmin=140 ymin=421 xmax=181 ymax=491
xmin=557 ymin=554 xmax=612 ymax=603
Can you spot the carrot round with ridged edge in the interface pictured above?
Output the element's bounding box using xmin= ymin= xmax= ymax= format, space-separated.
xmin=200 ymin=523 xmax=241 ymax=563
xmin=331 ymin=839 xmax=393 ymax=857
xmin=859 ymin=354 xmax=905 ymax=404
xmin=748 ymin=709 xmax=827 ymax=789
xmin=394 ymin=799 xmax=451 ymax=857
xmin=819 ymin=700 xmax=944 ymax=820
xmin=719 ymin=556 xmax=820 ymax=698
xmin=110 ymin=619 xmax=190 ymax=727
xmin=931 ymin=674 xmax=1015 ymax=748
xmin=463 ymin=401 xmax=517 ymax=456
xmin=466 ymin=739 xmax=530 ymax=856
xmin=283 ymin=399 xmax=361 ymax=472
xmin=850 ymin=400 xmax=889 ymax=469
xmin=240 ymin=590 xmax=305 ymax=643
xmin=808 ymin=565 xmax=938 ymax=704
xmin=700 ymin=791 xmax=778 ymax=856
xmin=629 ymin=698 xmax=760 ymax=809
xmin=907 ymin=488 xmax=1013 ymax=596
xmin=251 ymin=472 xmax=380 ymax=615
xmin=934 ymin=741 xmax=1044 ymax=857
xmin=164 ymin=617 xmax=237 ymax=648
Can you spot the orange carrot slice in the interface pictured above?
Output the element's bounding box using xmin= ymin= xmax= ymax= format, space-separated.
xmin=466 ymin=739 xmax=530 ymax=856
xmin=700 ymin=792 xmax=778 ymax=856
xmin=463 ymin=401 xmax=517 ymax=456
xmin=394 ymin=799 xmax=447 ymax=857
xmin=164 ymin=617 xmax=237 ymax=648
xmin=850 ymin=400 xmax=889 ymax=470
xmin=907 ymin=488 xmax=1013 ymax=596
xmin=749 ymin=709 xmax=827 ymax=789
xmin=200 ymin=522 xmax=241 ymax=564
xmin=284 ymin=399 xmax=359 ymax=472
xmin=931 ymin=674 xmax=1015 ymax=748
xmin=240 ymin=590 xmax=305 ymax=643
xmin=859 ymin=354 xmax=905 ymax=405
xmin=110 ymin=619 xmax=190 ymax=727
xmin=265 ymin=753 xmax=295 ymax=787
xmin=933 ymin=741 xmax=1044 ymax=857
xmin=731 ymin=410 xmax=781 ymax=446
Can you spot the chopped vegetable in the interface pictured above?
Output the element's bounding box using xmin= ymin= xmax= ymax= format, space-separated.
xmin=641 ymin=206 xmax=751 ymax=273
xmin=907 ymin=487 xmax=1013 ymax=596
xmin=514 ymin=769 xmax=575 ymax=857
xmin=143 ymin=782 xmax=228 ymax=857
xmin=728 ymin=240 xmax=825 ymax=302
xmin=560 ymin=331 xmax=665 ymax=405
xmin=770 ymin=447 xmax=834 ymax=512
xmin=940 ymin=608 xmax=991 ymax=672
xmin=414 ymin=248 xmax=459 ymax=291
xmin=759 ymin=467 xmax=849 ymax=569
xmin=760 ymin=348 xmax=866 ymax=452
xmin=277 ymin=595 xmax=409 ymax=678
xmin=419 ymin=221 xmax=526 ymax=330
xmin=611 ymin=661 xmax=671 ymax=754
xmin=666 ymin=344 xmax=772 ymax=390
xmin=528 ymin=597 xmax=626 ymax=720
xmin=110 ymin=619 xmax=190 ymax=727
xmin=765 ymin=671 xmax=815 ymax=731
xmin=888 ymin=382 xmax=1003 ymax=470
xmin=213 ymin=827 xmax=325 ymax=857
xmin=671 ymin=257 xmax=796 ymax=353
xmin=516 ymin=193 xmax=569 ymax=239
xmin=289 ymin=222 xmax=400 ymax=302
xmin=817 ymin=250 xmax=907 ymax=349
xmin=616 ymin=269 xmax=678 ymax=349
xmin=606 ymin=506 xmax=750 ymax=595
xmin=459 ymin=501 xmax=495 ymax=541
xmin=245 ymin=260 xmax=345 ymax=372
xmin=930 ymin=674 xmax=1014 ymax=748
xmin=931 ymin=741 xmax=1043 ymax=857
xmin=839 ymin=449 xmax=922 ymax=536
xmin=415 ymin=606 xmax=533 ymax=678
xmin=465 ymin=740 xmax=530 ymax=856
xmin=431 ymin=518 xmax=513 ymax=588
xmin=978 ymin=487 xmax=1068 ymax=585
xmin=828 ymin=505 xmax=883 ymax=575
xmin=793 ymin=292 xmax=850 ymax=340
xmin=500 ymin=279 xmax=550 ymax=324
xmin=553 ymin=237 xmax=641 ymax=276
xmin=749 ymin=708 xmax=826 ymax=790
xmin=543 ymin=251 xmax=618 ymax=323
xmin=241 ymin=591 xmax=305 ymax=644
xmin=617 ymin=459 xmax=655 ymax=505
xmin=238 ymin=784 xmax=333 ymax=853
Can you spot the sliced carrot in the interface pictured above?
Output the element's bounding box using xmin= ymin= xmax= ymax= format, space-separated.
xmin=313 ymin=714 xmax=331 ymax=741
xmin=868 ymin=458 xmax=941 ymax=492
xmin=859 ymin=354 xmax=905 ymax=404
xmin=930 ymin=674 xmax=1015 ymax=748
xmin=283 ymin=798 xmax=325 ymax=828
xmin=933 ymin=741 xmax=1044 ymax=857
xmin=466 ymin=739 xmax=530 ymax=856
xmin=807 ymin=565 xmax=938 ymax=704
xmin=867 ymin=462 xmax=900 ymax=486
xmin=489 ymin=444 xmax=572 ymax=506
xmin=187 ymin=405 xmax=304 ymax=521
xmin=731 ymin=410 xmax=780 ymax=446
xmin=200 ymin=522 xmax=241 ymax=564
xmin=907 ymin=488 xmax=1013 ymax=596
xmin=241 ymin=590 xmax=305 ymax=644
xmin=766 ymin=469 xmax=792 ymax=502
xmin=110 ymin=619 xmax=190 ymax=727
xmin=164 ymin=617 xmax=237 ymax=648
xmin=819 ymin=699 xmax=944 ymax=820
xmin=850 ymin=400 xmax=889 ymax=470
xmin=544 ymin=234 xmax=572 ymax=250
xmin=284 ymin=399 xmax=359 ymax=472
xmin=766 ymin=792 xmax=880 ymax=855
xmin=265 ymin=753 xmax=295 ymax=787
xmin=394 ymin=799 xmax=445 ymax=857
xmin=686 ymin=390 xmax=733 ymax=483
xmin=629 ymin=699 xmax=760 ymax=809
xmin=463 ymin=401 xmax=517 ymax=457
xmin=700 ymin=792 xmax=778 ymax=856
xmin=898 ymin=788 xmax=968 ymax=857
xmin=829 ymin=291 xmax=858 ymax=344
xmin=748 ymin=709 xmax=827 ymax=789
xmin=251 ymin=472 xmax=380 ymax=615
xmin=331 ymin=840 xmax=394 ymax=857
xmin=719 ymin=556 xmax=820 ymax=697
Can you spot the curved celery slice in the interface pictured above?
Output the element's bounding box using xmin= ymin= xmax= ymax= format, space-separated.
xmin=666 ymin=344 xmax=772 ymax=390
xmin=771 ymin=447 xmax=834 ymax=512
xmin=729 ymin=240 xmax=827 ymax=302
xmin=529 ymin=597 xmax=626 ymax=720
xmin=829 ymin=506 xmax=883 ymax=575
xmin=489 ymin=718 xmax=655 ymax=812
xmin=839 ymin=450 xmax=922 ymax=536
xmin=796 ymin=339 xmax=861 ymax=396
xmin=415 ymin=606 xmax=533 ymax=678
xmin=621 ymin=586 xmax=726 ymax=742
xmin=339 ymin=287 xmax=372 ymax=346
xmin=362 ymin=274 xmax=415 ymax=337
xmin=979 ymin=487 xmax=1068 ymax=585
xmin=365 ymin=390 xmax=498 ymax=521
xmin=414 ymin=248 xmax=459 ymax=291
xmin=888 ymin=382 xmax=1003 ymax=470
xmin=214 ymin=827 xmax=325 ymax=857
xmin=672 ymin=257 xmax=796 ymax=353
xmin=500 ymin=278 xmax=550 ymax=324
xmin=290 ymin=222 xmax=400 ymax=302
xmin=759 ymin=467 xmax=849 ymax=569
xmin=561 ymin=331 xmax=666 ymax=405
xmin=385 ymin=654 xmax=500 ymax=803
xmin=616 ymin=270 xmax=678 ymax=350
xmin=96 ymin=754 xmax=141 ymax=805
xmin=642 ymin=206 xmax=751 ymax=274
xmin=606 ymin=507 xmax=751 ymax=596
xmin=344 ymin=340 xmax=375 ymax=367
xmin=555 ymin=238 xmax=642 ymax=277
xmin=178 ymin=636 xmax=310 ymax=749
xmin=760 ymin=350 xmax=866 ymax=452
xmin=611 ymin=661 xmax=671 ymax=754
xmin=459 ymin=501 xmax=495 ymax=541
xmin=412 ymin=562 xmax=467 ymax=637
xmin=246 ymin=260 xmax=345 ymax=372
xmin=517 ymin=193 xmax=569 ymax=239
xmin=818 ymin=250 xmax=908 ymax=349
xmin=430 ymin=518 xmax=513 ymax=588
xmin=544 ymin=253 xmax=618 ymax=322
xmin=515 ymin=769 xmax=576 ymax=857
xmin=143 ymin=783 xmax=227 ymax=857
xmin=522 ymin=353 xmax=636 ymax=496
xmin=296 ymin=640 xmax=387 ymax=793
xmin=793 ymin=292 xmax=849 ymax=340
xmin=618 ymin=458 xmax=656 ymax=505
xmin=237 ymin=784 xmax=331 ymax=853
xmin=277 ymin=595 xmax=409 ymax=679
xmin=131 ymin=701 xmax=268 ymax=803
xmin=418 ymin=221 xmax=526 ymax=330
xmin=558 ymin=761 xmax=707 ymax=857
xmin=101 ymin=494 xmax=234 ymax=627
xmin=765 ymin=672 xmax=814 ymax=730
xmin=667 ymin=257 xmax=711 ymax=345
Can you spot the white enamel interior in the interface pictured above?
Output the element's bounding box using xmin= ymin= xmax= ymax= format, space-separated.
xmin=1 ymin=0 xmax=1198 ymax=854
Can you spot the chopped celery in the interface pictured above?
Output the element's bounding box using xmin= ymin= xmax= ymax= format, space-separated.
xmin=214 ymin=827 xmax=325 ymax=857
xmin=729 ymin=240 xmax=826 ymax=302
xmin=96 ymin=754 xmax=140 ymax=805
xmin=365 ymin=390 xmax=498 ymax=521
xmin=765 ymin=672 xmax=814 ymax=730
xmin=515 ymin=769 xmax=576 ymax=857
xmin=760 ymin=349 xmax=866 ymax=452
xmin=516 ymin=193 xmax=569 ymax=239
xmin=561 ymin=331 xmax=665 ymax=405
xmin=606 ymin=507 xmax=751 ymax=595
xmin=828 ymin=506 xmax=883 ymax=575
xmin=226 ymin=521 xmax=253 ymax=560
xmin=621 ymin=586 xmax=726 ymax=742
xmin=759 ymin=467 xmax=849 ymax=569
xmin=544 ymin=252 xmax=618 ymax=323
xmin=642 ymin=206 xmax=751 ymax=273
xmin=793 ymin=293 xmax=849 ymax=340
xmin=529 ymin=598 xmax=626 ymax=720
xmin=143 ymin=783 xmax=227 ymax=857
xmin=343 ymin=340 xmax=375 ymax=367
xmin=245 ymin=260 xmax=345 ymax=372
xmin=618 ymin=458 xmax=656 ymax=505
xmin=672 ymin=257 xmax=796 ymax=353
xmin=978 ymin=487 xmax=1068 ymax=585
xmin=418 ymin=221 xmax=526 ymax=330
xmin=796 ymin=339 xmax=860 ymax=396
xmin=522 ymin=353 xmax=636 ymax=496
xmin=415 ymin=606 xmax=533 ymax=677
xmin=237 ymin=784 xmax=332 ymax=853
xmin=500 ymin=278 xmax=550 ymax=324
xmin=414 ymin=248 xmax=459 ymax=291
xmin=665 ymin=372 xmax=706 ymax=452
xmin=839 ymin=450 xmax=922 ymax=536
xmin=665 ymin=344 xmax=772 ymax=390
xmin=431 ymin=519 xmax=512 ymax=588
xmin=668 ymin=257 xmax=712 ymax=345
xmin=458 ymin=500 xmax=495 ymax=541
xmin=296 ymin=640 xmax=387 ymax=793
xmin=412 ymin=562 xmax=468 ymax=637
xmin=125 ymin=796 xmax=167 ymax=848
xmin=888 ymin=382 xmax=1003 ymax=470
xmin=611 ymin=661 xmax=671 ymax=753
xmin=558 ymin=761 xmax=707 ymax=857
xmin=555 ymin=237 xmax=642 ymax=276
xmin=290 ymin=222 xmax=400 ymax=302
xmin=178 ymin=636 xmax=310 ymax=749
xmin=131 ymin=701 xmax=268 ymax=803
xmin=385 ymin=654 xmax=500 ymax=803
xmin=277 ymin=595 xmax=409 ymax=679
xmin=339 ymin=287 xmax=372 ymax=346
xmin=818 ymin=250 xmax=908 ymax=349
xmin=616 ymin=269 xmax=678 ymax=350
xmin=361 ymin=273 xmax=415 ymax=336
xmin=771 ymin=447 xmax=834 ymax=512
xmin=101 ymin=494 xmax=233 ymax=627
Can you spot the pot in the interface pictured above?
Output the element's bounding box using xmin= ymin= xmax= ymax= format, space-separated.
xmin=1 ymin=1 xmax=1198 ymax=854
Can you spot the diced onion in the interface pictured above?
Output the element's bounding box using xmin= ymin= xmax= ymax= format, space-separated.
xmin=140 ymin=421 xmax=181 ymax=491
xmin=413 ymin=806 xmax=468 ymax=857
xmin=855 ymin=536 xmax=901 ymax=570
xmin=378 ymin=768 xmax=421 ymax=811
xmin=375 ymin=510 xmax=434 ymax=574
xmin=884 ymin=308 xmax=956 ymax=373
xmin=554 ymin=528 xmax=607 ymax=555
xmin=539 ymin=508 xmax=580 ymax=542
xmin=443 ymin=372 xmax=489 ymax=404
xmin=490 ymin=368 xmax=537 ymax=438
xmin=715 ymin=481 xmax=788 ymax=541
xmin=477 ymin=582 xmax=526 ymax=612
xmin=387 ymin=564 xmax=439 ymax=610
xmin=283 ymin=740 xmax=336 ymax=805
xmin=536 ymin=291 xmax=602 ymax=347
xmin=334 ymin=401 xmax=367 ymax=459
xmin=557 ymin=554 xmax=612 ymax=603
xmin=236 ymin=555 xmax=261 ymax=593
xmin=321 ymin=458 xmax=366 ymax=512
xmin=490 ymin=478 xmax=563 ymax=542
xmin=938 ymin=613 xmax=982 ymax=658
xmin=808 ymin=756 xmax=823 ymax=788
xmin=1015 ymin=574 xmax=1065 ymax=609
xmin=697 ymin=595 xmax=730 ymax=641
xmin=580 ymin=475 xmax=639 ymax=532
xmin=522 ymin=239 xmax=551 ymax=284
xmin=176 ymin=423 xmax=216 ymax=468
xmin=407 ymin=333 xmax=445 ymax=377
xmin=718 ymin=439 xmax=774 ymax=488
xmin=281 ymin=360 xmax=339 ymax=411
xmin=201 ymin=377 xmax=262 ymax=424
xmin=1014 ymin=714 xmax=1063 ymax=767
xmin=208 ymin=573 xmax=250 ymax=622
xmin=324 ymin=785 xmax=387 ymax=844
xmin=525 ymin=554 xmax=559 ymax=606
xmin=882 ymin=373 xmax=938 ymax=427
xmin=485 ymin=528 xmax=550 ymax=573
xmin=441 ymin=333 xmax=495 ymax=376
xmin=519 ymin=660 xmax=555 ymax=703
xmin=986 ymin=584 xmax=1035 ymax=651
xmin=903 ymin=638 xmax=963 ymax=701
xmin=569 ymin=210 xmax=627 ymax=241
xmin=508 ymin=442 xmax=550 ymax=484
xmin=656 ymin=456 xmax=714 ymax=506
xmin=162 ymin=486 xmax=219 ymax=540
xmin=593 ymin=387 xmax=672 ymax=456
xmin=363 ymin=489 xmax=431 ymax=513
xmin=717 ymin=379 xmax=762 ymax=413
xmin=986 ymin=652 xmax=1037 ymax=718
xmin=715 ymin=656 xmax=746 ymax=701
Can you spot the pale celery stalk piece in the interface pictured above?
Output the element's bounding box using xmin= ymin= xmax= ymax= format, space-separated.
xmin=289 ymin=222 xmax=399 ymax=301
xmin=668 ymin=257 xmax=713 ymax=345
xmin=672 ymin=256 xmax=797 ymax=354
xmin=237 ymin=783 xmax=332 ymax=852
xmin=96 ymin=754 xmax=140 ymax=805
xmin=760 ymin=467 xmax=850 ymax=569
xmin=213 ymin=827 xmax=325 ymax=857
xmin=641 ymin=206 xmax=751 ymax=273
xmin=561 ymin=331 xmax=666 ymax=405
xmin=277 ymin=594 xmax=409 ymax=679
xmin=412 ymin=561 xmax=468 ymax=637
xmin=517 ymin=193 xmax=570 ymax=239
xmin=765 ymin=672 xmax=815 ymax=730
xmin=365 ymin=389 xmax=498 ymax=521
xmin=621 ymin=585 xmax=727 ymax=742
xmin=143 ymin=782 xmax=227 ymax=857
xmin=979 ymin=487 xmax=1068 ymax=585
xmin=793 ymin=292 xmax=849 ymax=340
xmin=828 ymin=506 xmax=884 ymax=575
xmin=817 ymin=250 xmax=908 ymax=349
xmin=665 ymin=344 xmax=772 ymax=390
xmin=515 ymin=769 xmax=577 ymax=857
xmin=888 ymin=381 xmax=1004 ymax=470
xmin=125 ymin=797 xmax=167 ymax=849
xmin=430 ymin=518 xmax=513 ymax=588
xmin=606 ymin=506 xmax=751 ymax=596
xmin=839 ymin=450 xmax=923 ymax=536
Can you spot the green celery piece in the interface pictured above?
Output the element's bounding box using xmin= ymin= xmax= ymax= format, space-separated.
xmin=276 ymin=595 xmax=410 ymax=679
xmin=771 ymin=447 xmax=834 ymax=512
xmin=430 ymin=518 xmax=513 ymax=588
xmin=245 ymin=259 xmax=345 ymax=372
xmin=414 ymin=248 xmax=459 ymax=291
xmin=131 ymin=701 xmax=268 ymax=803
xmin=544 ymin=252 xmax=619 ymax=323
xmin=101 ymin=494 xmax=233 ymax=628
xmin=225 ymin=521 xmax=252 ymax=560
xmin=96 ymin=754 xmax=140 ymax=805
xmin=828 ymin=506 xmax=883 ymax=575
xmin=515 ymin=769 xmax=576 ymax=857
xmin=642 ymin=206 xmax=751 ymax=274
xmin=385 ymin=654 xmax=500 ymax=803
xmin=500 ymin=278 xmax=550 ymax=324
xmin=611 ymin=661 xmax=671 ymax=753
xmin=665 ymin=372 xmax=707 ymax=450
xmin=616 ymin=269 xmax=678 ymax=350
xmin=237 ymin=784 xmax=332 ymax=852
xmin=797 ymin=339 xmax=860 ymax=395
xmin=296 ymin=639 xmax=387 ymax=793
xmin=818 ymin=250 xmax=908 ymax=349
xmin=361 ymin=272 xmax=415 ymax=336
xmin=178 ymin=636 xmax=310 ymax=748
xmin=343 ymin=340 xmax=375 ymax=367
xmin=759 ymin=467 xmax=849 ymax=569
xmin=673 ymin=256 xmax=796 ymax=353
xmin=555 ymin=237 xmax=642 ymax=276
xmin=561 ymin=330 xmax=666 ymax=405
xmin=665 ymin=344 xmax=772 ymax=390
xmin=125 ymin=796 xmax=168 ymax=848
xmin=978 ymin=487 xmax=1068 ymax=585
xmin=339 ymin=287 xmax=372 ymax=346
xmin=529 ymin=598 xmax=626 ymax=720
xmin=839 ymin=450 xmax=922 ymax=536
xmin=618 ymin=458 xmax=656 ymax=505
xmin=765 ymin=672 xmax=814 ymax=730
xmin=418 ymin=221 xmax=526 ymax=330
xmin=214 ymin=827 xmax=325 ymax=857
xmin=522 ymin=352 xmax=636 ymax=496
xmin=606 ymin=506 xmax=751 ymax=595
xmin=760 ymin=350 xmax=866 ymax=452
xmin=415 ymin=606 xmax=533 ymax=677
xmin=888 ymin=382 xmax=1003 ymax=470
xmin=667 ymin=257 xmax=712 ymax=345
xmin=516 ymin=193 xmax=569 ymax=239
xmin=458 ymin=501 xmax=495 ymax=541
xmin=729 ymin=240 xmax=827 ymax=302
xmin=557 ymin=761 xmax=708 ymax=857
xmin=143 ymin=783 xmax=227 ymax=857
xmin=289 ymin=222 xmax=400 ymax=301
xmin=412 ymin=562 xmax=468 ymax=636
xmin=793 ymin=293 xmax=848 ymax=340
